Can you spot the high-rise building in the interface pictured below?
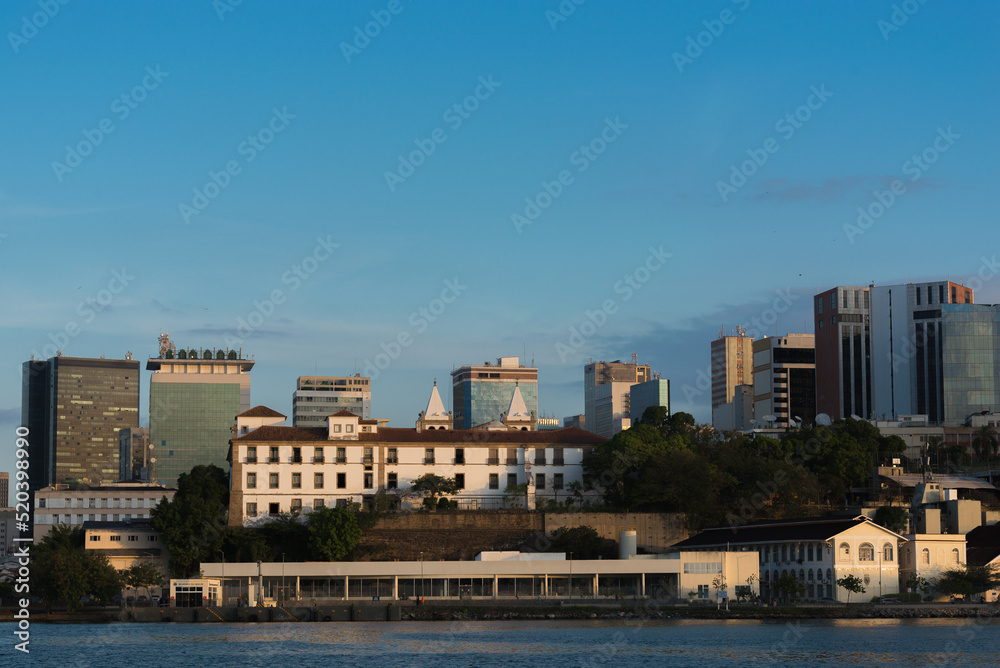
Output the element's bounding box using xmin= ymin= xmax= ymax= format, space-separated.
xmin=629 ymin=379 xmax=670 ymax=423
xmin=292 ymin=375 xmax=371 ymax=428
xmin=940 ymin=302 xmax=998 ymax=424
xmin=119 ymin=427 xmax=152 ymax=481
xmin=711 ymin=328 xmax=754 ymax=410
xmin=451 ymin=357 xmax=537 ymax=429
xmin=147 ymin=334 xmax=252 ymax=488
xmin=814 ymin=286 xmax=872 ymax=420
xmin=0 ymin=472 xmax=8 ymax=507
xmin=870 ymin=281 xmax=974 ymax=422
xmin=20 ymin=355 xmax=140 ymax=490
xmin=584 ymin=359 xmax=651 ymax=436
xmin=753 ymin=334 xmax=816 ymax=428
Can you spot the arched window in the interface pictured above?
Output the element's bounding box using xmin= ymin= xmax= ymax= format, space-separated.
xmin=951 ymin=548 xmax=960 ymax=565
xmin=799 ymin=569 xmax=805 ymax=582
xmin=807 ymin=544 xmax=814 ymax=561
xmin=781 ymin=545 xmax=788 ymax=562
xmin=921 ymin=548 xmax=930 ymax=565
xmin=839 ymin=543 xmax=851 ymax=562
xmin=859 ymin=543 xmax=875 ymax=562
xmin=808 ymin=569 xmax=814 ymax=581
xmin=883 ymin=543 xmax=894 ymax=562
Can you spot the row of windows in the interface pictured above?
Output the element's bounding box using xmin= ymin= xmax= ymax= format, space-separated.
xmin=39 ymin=513 xmax=152 ymax=524
xmin=88 ymin=533 xmax=156 ymax=543
xmin=246 ymin=471 xmax=566 ymax=491
xmin=839 ymin=542 xmax=894 ymax=562
xmin=244 ymin=446 xmax=569 ymax=466
xmin=37 ymin=497 xmax=157 ymax=509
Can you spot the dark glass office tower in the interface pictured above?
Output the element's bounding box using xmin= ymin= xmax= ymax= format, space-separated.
xmin=21 ymin=356 xmax=140 ymax=490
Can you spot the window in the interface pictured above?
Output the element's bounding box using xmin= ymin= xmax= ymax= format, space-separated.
xmin=507 ymin=473 xmax=517 ymax=488
xmin=89 ymin=535 xmax=100 ymax=542
xmin=839 ymin=543 xmax=850 ymax=561
xmin=364 ymin=473 xmax=373 ymax=489
xmin=817 ymin=297 xmax=823 ymax=315
xmin=697 ymin=584 xmax=710 ymax=599
xmin=489 ymin=473 xmax=499 ymax=490
xmin=425 ymin=448 xmax=435 ymax=464
xmin=387 ymin=447 xmax=398 ymax=464
xmin=247 ymin=446 xmax=257 ymax=463
xmin=939 ymin=284 xmax=945 ymax=303
xmin=553 ymin=473 xmax=564 ymax=490
xmin=269 ymin=446 xmax=279 ymax=463
xmin=333 ymin=424 xmax=342 ymax=433
xmin=536 ymin=473 xmax=545 ymax=489
xmin=337 ymin=473 xmax=346 ymax=489
xmin=951 ymin=548 xmax=960 ymax=565
xmin=883 ymin=543 xmax=894 ymax=562
xmin=246 ymin=503 xmax=257 ymax=517
xmin=916 ymin=286 xmax=921 ymax=305
xmin=110 ymin=535 xmax=121 ymax=542
xmin=314 ymin=447 xmax=324 ymax=463
xmin=506 ymin=448 xmax=518 ymax=465
xmin=965 ymin=291 xmax=971 ymax=304
xmin=247 ymin=472 xmax=257 ymax=489
xmin=314 ymin=499 xmax=325 ymax=509
xmin=269 ymin=473 xmax=279 ymax=489
xmin=455 ymin=473 xmax=465 ymax=490
xmin=293 ymin=447 xmax=302 ymax=463
xmin=951 ymin=286 xmax=957 ymax=303
xmin=291 ymin=499 xmax=302 ymax=513
xmin=553 ymin=449 xmax=564 ymax=466
xmin=455 ymin=448 xmax=465 ymax=465
xmin=535 ymin=449 xmax=546 ymax=465
xmin=128 ymin=535 xmax=138 ymax=542
xmin=148 ymin=535 xmax=157 ymax=542
xmin=269 ymin=503 xmax=279 ymax=515
xmin=292 ymin=473 xmax=302 ymax=489
xmin=921 ymin=548 xmax=930 ymax=565
xmin=859 ymin=543 xmax=874 ymax=562
xmin=830 ymin=293 xmax=835 ymax=309
xmin=807 ymin=544 xmax=814 ymax=561
xmin=315 ymin=473 xmax=324 ymax=489
xmin=842 ymin=290 xmax=847 ymax=308
xmin=337 ymin=447 xmax=346 ymax=463
xmin=346 ymin=424 xmax=354 ymax=433
xmin=387 ymin=473 xmax=397 ymax=489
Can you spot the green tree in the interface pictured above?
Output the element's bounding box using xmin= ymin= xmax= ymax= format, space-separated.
xmin=150 ymin=464 xmax=230 ymax=577
xmin=874 ymin=506 xmax=908 ymax=534
xmin=905 ymin=572 xmax=929 ymax=595
xmin=504 ymin=482 xmax=529 ymax=508
xmin=934 ymin=564 xmax=1000 ymax=599
xmin=545 ymin=526 xmax=607 ymax=560
xmin=31 ymin=526 xmax=121 ymax=609
xmin=836 ymin=574 xmax=866 ymax=604
xmin=774 ymin=572 xmax=805 ymax=602
xmin=307 ymin=506 xmax=363 ymax=561
xmin=410 ymin=473 xmax=459 ymax=509
xmin=972 ymin=425 xmax=997 ymax=462
xmin=121 ymin=560 xmax=165 ymax=601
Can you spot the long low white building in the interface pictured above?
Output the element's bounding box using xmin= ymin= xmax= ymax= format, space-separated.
xmin=227 ymin=385 xmax=608 ymax=524
xmin=196 ymin=550 xmax=759 ymax=606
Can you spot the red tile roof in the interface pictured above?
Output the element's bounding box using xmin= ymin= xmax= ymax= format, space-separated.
xmin=236 ymin=406 xmax=287 ymax=419
xmin=329 ymin=410 xmax=359 ymax=417
xmin=233 ymin=425 xmax=607 ymax=445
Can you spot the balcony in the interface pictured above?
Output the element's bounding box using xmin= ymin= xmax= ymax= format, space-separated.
xmin=386 ymin=457 xmax=398 ymax=464
xmin=268 ymin=457 xmax=280 ymax=463
xmin=313 ymin=457 xmax=325 ymax=464
xmin=246 ymin=457 xmax=257 ymax=464
xmin=505 ymin=458 xmax=518 ymax=465
xmin=486 ymin=457 xmax=499 ymax=465
xmin=534 ymin=457 xmax=547 ymax=466
xmin=336 ymin=456 xmax=347 ymax=464
xmin=553 ymin=458 xmax=564 ymax=466
xmin=424 ymin=457 xmax=435 ymax=465
xmin=455 ymin=457 xmax=465 ymax=465
xmin=292 ymin=457 xmax=303 ymax=464
xmin=362 ymin=456 xmax=374 ymax=465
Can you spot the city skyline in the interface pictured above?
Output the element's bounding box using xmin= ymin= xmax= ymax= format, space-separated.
xmin=2 ymin=2 xmax=998 ymax=479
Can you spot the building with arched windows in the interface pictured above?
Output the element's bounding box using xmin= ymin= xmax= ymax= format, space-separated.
xmin=671 ymin=515 xmax=906 ymax=602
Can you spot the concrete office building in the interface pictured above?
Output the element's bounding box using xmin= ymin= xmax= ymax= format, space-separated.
xmin=451 ymin=357 xmax=537 ymax=429
xmin=21 ymin=355 xmax=140 ymax=490
xmin=0 ymin=472 xmax=7 ymax=507
xmin=584 ymin=359 xmax=651 ymax=437
xmin=0 ymin=509 xmax=15 ymax=559
xmin=870 ymin=281 xmax=974 ymax=423
xmin=711 ymin=328 xmax=753 ymax=410
xmin=32 ymin=482 xmax=175 ymax=541
xmin=147 ymin=333 xmax=253 ymax=488
xmin=814 ymin=286 xmax=872 ymax=420
xmin=753 ymin=334 xmax=816 ymax=428
xmin=712 ymin=384 xmax=753 ymax=431
xmin=292 ymin=375 xmax=372 ymax=427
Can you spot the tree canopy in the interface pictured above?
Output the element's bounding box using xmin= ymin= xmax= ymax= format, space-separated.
xmin=307 ymin=506 xmax=363 ymax=561
xmin=150 ymin=464 xmax=230 ymax=577
xmin=31 ymin=525 xmax=121 ymax=608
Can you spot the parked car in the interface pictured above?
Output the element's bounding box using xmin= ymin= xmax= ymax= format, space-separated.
xmin=878 ymin=597 xmax=901 ymax=604
xmin=151 ymin=595 xmax=161 ymax=604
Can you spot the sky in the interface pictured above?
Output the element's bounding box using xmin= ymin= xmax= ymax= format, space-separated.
xmin=1 ymin=1 xmax=998 ymax=485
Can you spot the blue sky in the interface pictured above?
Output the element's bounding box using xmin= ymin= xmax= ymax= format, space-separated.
xmin=1 ymin=1 xmax=998 ymax=484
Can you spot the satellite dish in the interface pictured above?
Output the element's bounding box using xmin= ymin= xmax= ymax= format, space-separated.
xmin=816 ymin=413 xmax=832 ymax=426
xmin=763 ymin=414 xmax=777 ymax=423
xmin=850 ymin=414 xmax=862 ymax=420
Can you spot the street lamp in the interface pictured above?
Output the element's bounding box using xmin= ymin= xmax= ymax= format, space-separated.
xmin=256 ymin=561 xmax=262 ymax=606
xmin=281 ymin=553 xmax=286 ymax=606
xmin=419 ymin=551 xmax=424 ymax=599
xmin=217 ymin=549 xmax=225 ymax=607
xmin=568 ymin=552 xmax=573 ymax=602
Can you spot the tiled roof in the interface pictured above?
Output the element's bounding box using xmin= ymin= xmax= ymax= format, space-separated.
xmin=234 ymin=425 xmax=607 ymax=445
xmin=966 ymin=524 xmax=1000 ymax=566
xmin=670 ymin=516 xmax=898 ymax=548
xmin=329 ymin=410 xmax=359 ymax=417
xmin=237 ymin=406 xmax=287 ymax=419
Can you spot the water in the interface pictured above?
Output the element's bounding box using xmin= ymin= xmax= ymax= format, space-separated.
xmin=3 ymin=618 xmax=998 ymax=667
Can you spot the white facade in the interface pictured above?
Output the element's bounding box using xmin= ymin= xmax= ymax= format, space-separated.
xmin=32 ymin=483 xmax=175 ymax=540
xmin=293 ymin=375 xmax=372 ymax=427
xmin=899 ymin=534 xmax=966 ymax=598
xmin=228 ymin=405 xmax=606 ymax=524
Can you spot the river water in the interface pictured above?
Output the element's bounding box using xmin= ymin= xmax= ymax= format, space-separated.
xmin=2 ymin=618 xmax=998 ymax=667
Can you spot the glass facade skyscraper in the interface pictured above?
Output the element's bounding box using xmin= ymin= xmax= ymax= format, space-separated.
xmin=941 ymin=304 xmax=1000 ymax=423
xmin=451 ymin=357 xmax=537 ymax=428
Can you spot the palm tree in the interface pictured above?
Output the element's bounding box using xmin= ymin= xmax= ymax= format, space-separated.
xmin=973 ymin=425 xmax=998 ymax=465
